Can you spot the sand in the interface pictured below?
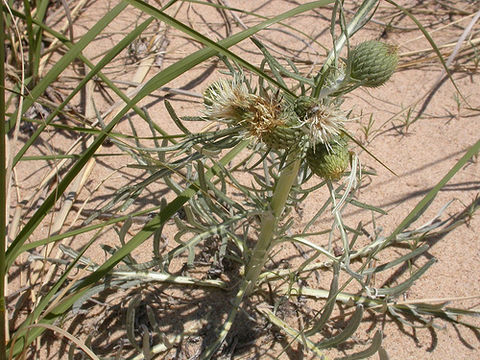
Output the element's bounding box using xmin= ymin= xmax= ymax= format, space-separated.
xmin=7 ymin=0 xmax=480 ymax=359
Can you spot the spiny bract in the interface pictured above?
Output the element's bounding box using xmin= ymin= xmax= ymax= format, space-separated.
xmin=306 ymin=138 xmax=350 ymax=181
xmin=260 ymin=107 xmax=305 ymax=150
xmin=349 ymin=40 xmax=398 ymax=88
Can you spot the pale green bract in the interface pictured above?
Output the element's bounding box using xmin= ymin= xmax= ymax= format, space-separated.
xmin=349 ymin=40 xmax=398 ymax=87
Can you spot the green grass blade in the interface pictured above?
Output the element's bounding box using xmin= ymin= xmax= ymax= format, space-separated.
xmin=0 ymin=3 xmax=7 ymax=355
xmin=31 ymin=0 xmax=49 ymax=80
xmin=388 ymin=138 xmax=480 ymax=241
xmin=125 ymin=0 xmax=335 ymax=98
xmin=12 ymin=17 xmax=154 ymax=166
xmin=22 ymin=0 xmax=34 ymax=77
xmin=4 ymin=1 xmax=128 ymax=133
xmin=6 ymin=133 xmax=109 ymax=267
xmin=6 ymin=4 xmax=172 ymax=161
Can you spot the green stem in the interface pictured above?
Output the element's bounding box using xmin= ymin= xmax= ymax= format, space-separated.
xmin=0 ymin=3 xmax=7 ymax=357
xmin=244 ymin=154 xmax=301 ymax=295
xmin=313 ymin=0 xmax=379 ymax=98
xmin=244 ymin=212 xmax=276 ymax=295
xmin=270 ymin=156 xmax=303 ymax=218
xmin=200 ymin=153 xmax=301 ymax=360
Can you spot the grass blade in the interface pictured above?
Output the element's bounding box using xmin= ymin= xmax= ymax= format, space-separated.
xmin=12 ymin=16 xmax=155 ymax=166
xmin=125 ymin=0 xmax=335 ymax=98
xmin=4 ymin=2 xmax=128 ymax=133
xmin=388 ymin=138 xmax=480 ymax=242
xmin=0 ymin=2 xmax=7 ymax=355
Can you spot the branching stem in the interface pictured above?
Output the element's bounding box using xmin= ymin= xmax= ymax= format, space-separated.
xmin=245 ymin=153 xmax=301 ymax=295
xmin=201 ymin=152 xmax=301 ymax=359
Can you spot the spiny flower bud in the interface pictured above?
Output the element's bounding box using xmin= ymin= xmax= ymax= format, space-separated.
xmin=349 ymin=40 xmax=398 ymax=88
xmin=306 ymin=138 xmax=350 ymax=181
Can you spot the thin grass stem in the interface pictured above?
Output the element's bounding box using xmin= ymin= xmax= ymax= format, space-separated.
xmin=0 ymin=1 xmax=7 ymax=355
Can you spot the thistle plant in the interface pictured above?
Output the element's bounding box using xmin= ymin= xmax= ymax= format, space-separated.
xmin=171 ymin=3 xmax=476 ymax=357
xmin=2 ymin=1 xmax=479 ymax=360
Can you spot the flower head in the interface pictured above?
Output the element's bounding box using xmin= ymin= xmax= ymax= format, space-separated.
xmin=204 ymin=78 xmax=305 ymax=148
xmin=203 ymin=77 xmax=253 ymax=123
xmin=241 ymin=94 xmax=284 ymax=138
xmin=295 ymin=96 xmax=347 ymax=146
xmin=306 ymin=136 xmax=350 ymax=181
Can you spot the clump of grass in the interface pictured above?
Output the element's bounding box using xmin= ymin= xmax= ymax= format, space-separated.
xmin=1 ymin=0 xmax=479 ymax=359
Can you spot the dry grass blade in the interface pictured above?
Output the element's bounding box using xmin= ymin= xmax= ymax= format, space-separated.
xmin=38 ymin=0 xmax=89 ymax=74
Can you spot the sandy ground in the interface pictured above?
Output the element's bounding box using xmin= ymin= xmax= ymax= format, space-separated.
xmin=7 ymin=0 xmax=480 ymax=359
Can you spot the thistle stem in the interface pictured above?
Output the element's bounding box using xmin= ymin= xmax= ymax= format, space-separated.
xmin=200 ymin=153 xmax=301 ymax=360
xmin=244 ymin=212 xmax=276 ymax=295
xmin=245 ymin=153 xmax=301 ymax=295
xmin=270 ymin=155 xmax=303 ymax=218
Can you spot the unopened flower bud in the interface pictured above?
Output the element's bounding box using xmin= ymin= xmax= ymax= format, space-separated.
xmin=350 ymin=40 xmax=398 ymax=87
xmin=306 ymin=138 xmax=349 ymax=181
